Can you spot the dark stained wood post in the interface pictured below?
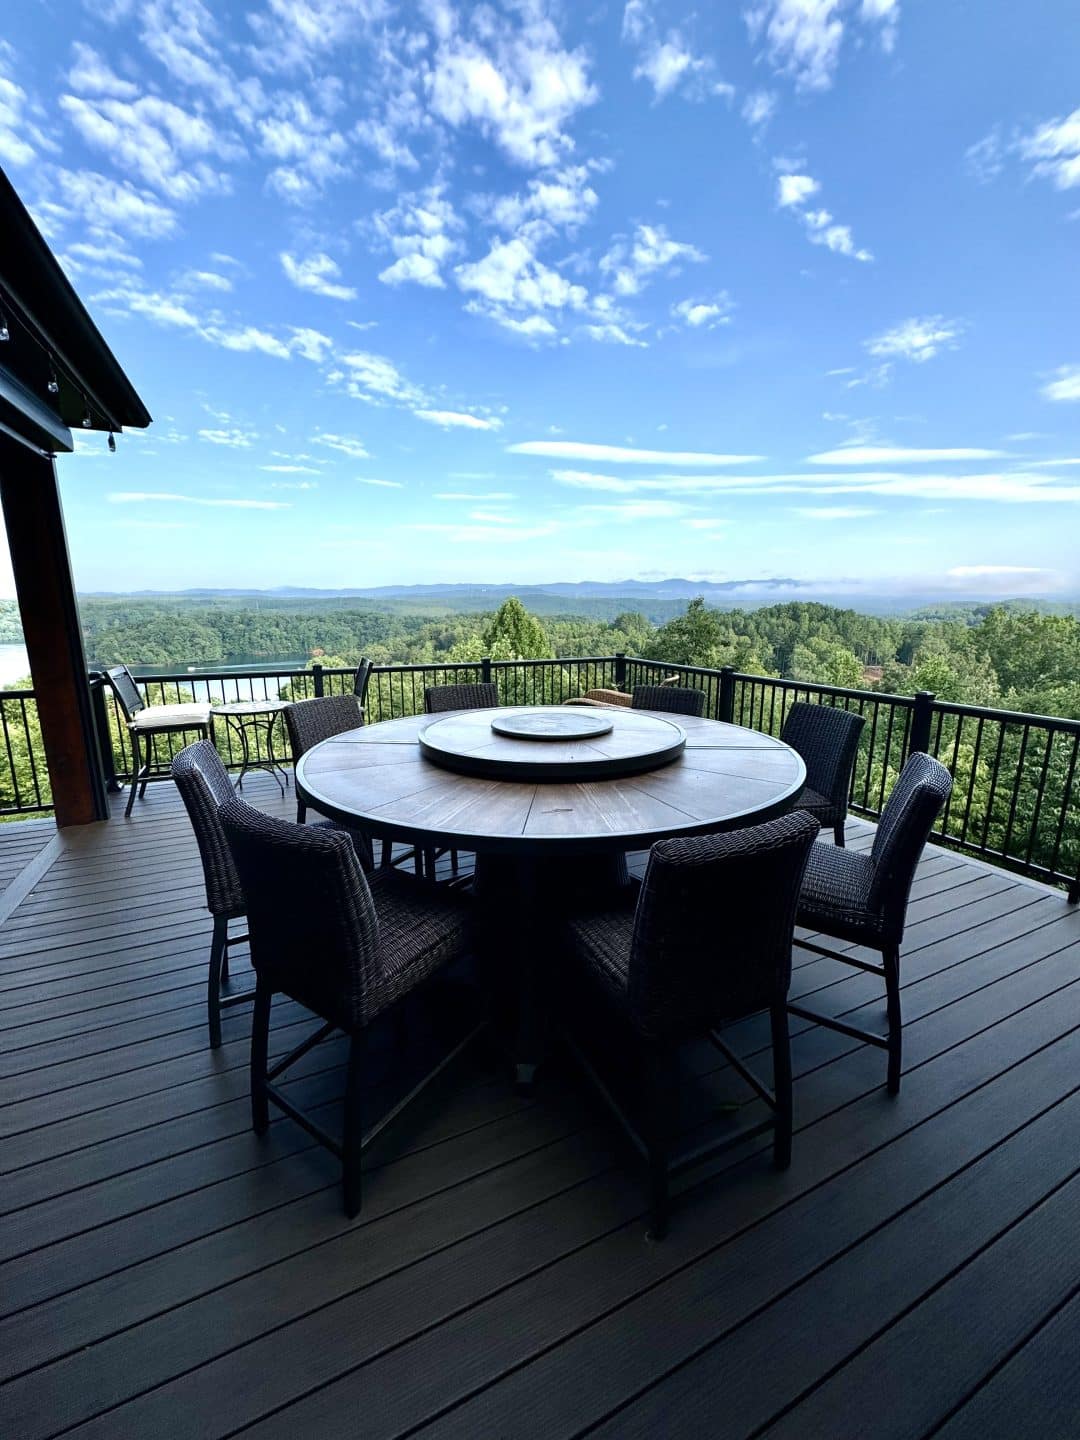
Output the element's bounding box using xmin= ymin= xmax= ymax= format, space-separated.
xmin=0 ymin=434 xmax=107 ymax=825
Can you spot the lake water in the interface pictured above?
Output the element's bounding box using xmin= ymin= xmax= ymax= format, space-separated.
xmin=0 ymin=643 xmax=30 ymax=688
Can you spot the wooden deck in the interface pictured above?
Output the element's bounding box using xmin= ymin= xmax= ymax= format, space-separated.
xmin=1 ymin=776 xmax=1079 ymax=1439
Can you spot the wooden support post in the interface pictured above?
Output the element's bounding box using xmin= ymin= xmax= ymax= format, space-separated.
xmin=0 ymin=435 xmax=107 ymax=826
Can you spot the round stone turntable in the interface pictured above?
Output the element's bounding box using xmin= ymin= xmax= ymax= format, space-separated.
xmin=417 ymin=705 xmax=686 ymax=782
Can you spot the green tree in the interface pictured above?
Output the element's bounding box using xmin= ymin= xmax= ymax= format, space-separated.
xmin=481 ymin=597 xmax=553 ymax=660
xmin=790 ymin=637 xmax=863 ymax=688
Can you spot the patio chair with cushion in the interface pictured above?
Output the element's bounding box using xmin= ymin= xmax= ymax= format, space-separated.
xmin=172 ymin=739 xmax=374 ymax=1047
xmin=780 ymin=701 xmax=866 ymax=846
xmin=106 ymin=664 xmax=213 ymax=817
xmin=787 ymin=751 xmax=953 ymax=1095
xmin=220 ymin=798 xmax=479 ymax=1217
xmin=563 ymin=809 xmax=820 ymax=1237
xmin=630 ymin=683 xmax=707 ymax=718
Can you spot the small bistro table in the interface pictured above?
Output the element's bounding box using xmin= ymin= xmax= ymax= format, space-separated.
xmin=212 ymin=699 xmax=291 ymax=795
xmin=296 ymin=705 xmax=806 ymax=1082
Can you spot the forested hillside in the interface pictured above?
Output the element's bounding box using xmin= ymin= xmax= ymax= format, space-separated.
xmin=71 ymin=593 xmax=1080 ymax=717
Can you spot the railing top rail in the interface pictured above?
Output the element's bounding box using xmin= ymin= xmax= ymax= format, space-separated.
xmin=0 ymin=687 xmax=37 ymax=699
xmin=926 ymin=697 xmax=1080 ymax=732
xmin=627 ymin=657 xmax=917 ymax=708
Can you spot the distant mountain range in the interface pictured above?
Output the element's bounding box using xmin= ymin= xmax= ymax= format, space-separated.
xmin=80 ymin=577 xmax=1075 ymax=616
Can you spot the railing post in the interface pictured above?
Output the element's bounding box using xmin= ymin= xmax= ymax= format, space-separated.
xmin=312 ymin=663 xmax=324 ymax=698
xmin=718 ymin=666 xmax=736 ymax=724
xmin=614 ymin=652 xmax=626 ymax=690
xmin=481 ymin=656 xmax=493 ymax=686
xmin=87 ymin=672 xmax=120 ymax=793
xmin=908 ymin=690 xmax=935 ymax=757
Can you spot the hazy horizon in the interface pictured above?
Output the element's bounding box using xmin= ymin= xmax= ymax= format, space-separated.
xmin=2 ymin=1 xmax=1078 ymax=602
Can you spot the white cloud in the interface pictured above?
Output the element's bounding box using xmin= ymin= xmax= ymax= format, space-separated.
xmin=775 ymin=169 xmax=872 ymax=261
xmin=672 ymin=293 xmax=734 ymax=329
xmin=1019 ymin=108 xmax=1080 ymax=191
xmin=138 ymin=0 xmax=267 ymax=124
xmin=599 ymin=223 xmax=706 ymax=297
xmin=338 ymin=349 xmax=423 ymax=405
xmin=372 ymin=184 xmax=463 ymax=289
xmin=258 ymin=95 xmax=349 ymax=203
xmin=866 ymin=316 xmax=963 ymax=364
xmin=59 ymin=92 xmax=236 ymax=201
xmin=621 ymin=2 xmax=725 ymax=102
xmin=247 ymin=0 xmax=387 ymax=73
xmin=456 ymin=234 xmax=589 ymax=334
xmin=425 ymin=4 xmax=597 ymax=168
xmin=0 ymin=43 xmax=55 ymax=168
xmin=576 ymin=499 xmax=690 ymax=521
xmin=356 ymin=476 xmax=403 ymax=488
xmin=107 ymin=491 xmax=288 ymax=509
xmin=176 ymin=268 xmax=232 ymax=291
xmin=583 ymin=320 xmax=648 ymax=348
xmin=746 ymin=0 xmax=898 ymax=93
xmin=777 ymin=172 xmax=819 ymax=207
xmin=205 ymin=324 xmax=291 ymax=358
xmin=55 ymin=168 xmax=178 ymax=237
xmin=67 ymin=42 xmax=138 ymax=98
xmin=965 ymin=128 xmax=1005 ymax=185
xmin=742 ymin=90 xmax=778 ymax=131
xmin=808 ymin=445 xmax=1005 ymax=464
xmin=197 ymin=427 xmax=257 ymax=447
xmin=1042 ymin=364 xmax=1080 ymax=402
xmin=280 ymin=251 xmax=357 ymax=300
xmin=288 ymin=326 xmax=334 ymax=362
xmin=475 ymin=164 xmax=599 ymax=233
xmin=413 ymin=409 xmax=503 ymax=430
xmin=313 ymin=432 xmax=371 ymax=459
xmin=260 ymin=463 xmax=320 ymax=474
xmin=509 ymin=441 xmax=763 ymax=465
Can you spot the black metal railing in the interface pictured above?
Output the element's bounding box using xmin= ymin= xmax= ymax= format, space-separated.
xmin=0 ymin=686 xmax=50 ymax=816
xmin=2 ymin=655 xmax=1077 ymax=900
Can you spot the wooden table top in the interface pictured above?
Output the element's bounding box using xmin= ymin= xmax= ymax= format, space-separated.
xmin=296 ymin=707 xmax=806 ymax=856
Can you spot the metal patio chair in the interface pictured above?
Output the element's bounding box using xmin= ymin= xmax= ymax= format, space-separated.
xmin=106 ymin=664 xmax=213 ymax=817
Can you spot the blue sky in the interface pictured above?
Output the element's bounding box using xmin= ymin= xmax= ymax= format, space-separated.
xmin=1 ymin=0 xmax=1079 ymax=600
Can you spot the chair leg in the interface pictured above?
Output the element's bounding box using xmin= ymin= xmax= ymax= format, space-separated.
xmin=251 ymin=980 xmax=272 ymax=1135
xmin=770 ymin=1002 xmax=793 ymax=1170
xmin=125 ymin=731 xmax=141 ymax=817
xmin=139 ymin=734 xmax=152 ymax=797
xmin=642 ymin=1042 xmax=674 ymax=1240
xmin=343 ymin=1031 xmax=365 ymax=1219
xmin=296 ymin=799 xmax=307 ymax=824
xmin=884 ymin=945 xmax=902 ymax=1095
xmin=380 ymin=838 xmax=393 ymax=868
xmin=207 ymin=914 xmax=229 ymax=1049
xmin=833 ymin=819 xmax=846 ymax=846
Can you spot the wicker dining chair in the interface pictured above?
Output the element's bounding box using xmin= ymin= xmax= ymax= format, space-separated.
xmin=172 ymin=739 xmax=374 ymax=1047
xmin=283 ymin=694 xmax=376 ymax=867
xmin=422 ymin=682 xmax=499 ymax=879
xmin=424 ymin=681 xmax=500 ymax=713
xmin=563 ymin=809 xmax=820 ymax=1237
xmin=220 ymin=799 xmax=479 ymax=1217
xmin=630 ymin=684 xmax=706 ymax=718
xmin=788 ymin=752 xmax=952 ymax=1095
xmin=106 ymin=664 xmax=213 ymax=817
xmin=780 ymin=702 xmax=866 ymax=846
xmin=353 ymin=657 xmax=373 ymax=707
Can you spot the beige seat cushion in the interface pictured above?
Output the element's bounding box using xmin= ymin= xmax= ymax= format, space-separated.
xmin=130 ymin=702 xmax=212 ymax=730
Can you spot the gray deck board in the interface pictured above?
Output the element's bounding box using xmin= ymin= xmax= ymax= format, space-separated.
xmin=0 ymin=784 xmax=1077 ymax=1439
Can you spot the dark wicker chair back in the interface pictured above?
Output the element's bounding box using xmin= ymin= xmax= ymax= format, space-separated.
xmin=220 ymin=799 xmax=380 ymax=1028
xmin=868 ymin=752 xmax=953 ymax=941
xmin=630 ymin=684 xmax=706 ymax=717
xmin=780 ymin=702 xmax=866 ymax=837
xmin=627 ymin=810 xmax=820 ymax=1038
xmin=105 ymin=664 xmax=146 ymax=720
xmin=353 ymin=657 xmax=373 ymax=704
xmin=424 ymin=682 xmax=500 ymax=713
xmin=283 ymin=694 xmax=364 ymax=767
xmin=171 ymin=740 xmax=244 ymax=917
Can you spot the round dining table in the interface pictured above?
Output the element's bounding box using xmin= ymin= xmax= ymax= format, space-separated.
xmin=296 ymin=705 xmax=807 ymax=1083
